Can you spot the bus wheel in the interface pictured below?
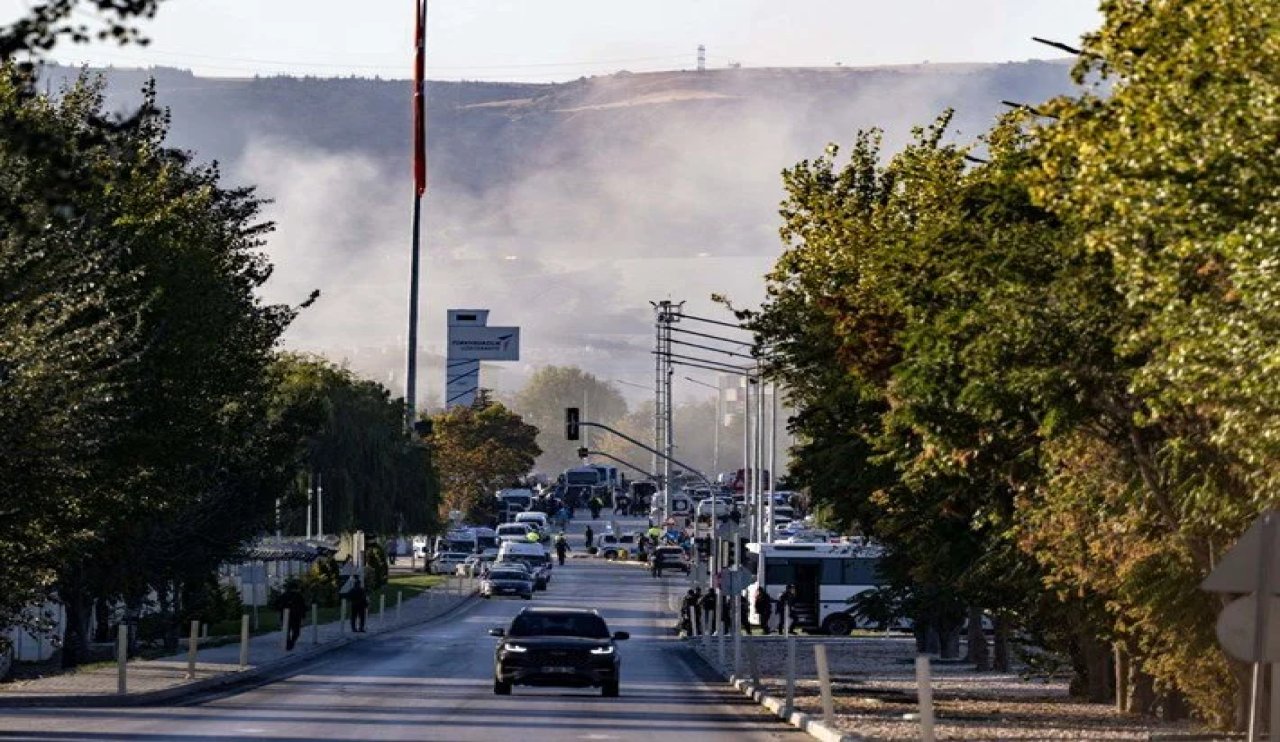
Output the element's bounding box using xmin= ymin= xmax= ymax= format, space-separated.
xmin=822 ymin=613 xmax=854 ymax=637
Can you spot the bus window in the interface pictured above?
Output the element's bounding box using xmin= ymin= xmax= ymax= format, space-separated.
xmin=844 ymin=558 xmax=881 ymax=585
xmin=765 ymin=563 xmax=794 ymax=585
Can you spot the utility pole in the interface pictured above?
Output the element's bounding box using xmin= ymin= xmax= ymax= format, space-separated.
xmin=652 ymin=301 xmax=683 ymax=523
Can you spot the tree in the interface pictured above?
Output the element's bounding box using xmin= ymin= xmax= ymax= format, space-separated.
xmin=511 ymin=366 xmax=626 ymax=475
xmin=428 ymin=399 xmax=541 ymax=524
xmin=269 ymin=354 xmax=440 ymax=537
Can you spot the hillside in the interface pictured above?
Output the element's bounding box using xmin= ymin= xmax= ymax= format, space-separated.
xmin=40 ymin=60 xmax=1078 ymax=395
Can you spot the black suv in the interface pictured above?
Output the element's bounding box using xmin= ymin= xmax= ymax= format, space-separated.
xmin=490 ymin=608 xmax=629 ymax=697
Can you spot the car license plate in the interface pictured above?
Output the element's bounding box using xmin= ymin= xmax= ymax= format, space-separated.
xmin=542 ymin=666 xmax=575 ymax=674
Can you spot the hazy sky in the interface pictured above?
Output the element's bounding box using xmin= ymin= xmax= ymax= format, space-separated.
xmin=3 ymin=0 xmax=1102 ymax=81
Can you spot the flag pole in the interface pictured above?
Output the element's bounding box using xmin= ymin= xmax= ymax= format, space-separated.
xmin=406 ymin=0 xmax=427 ymax=427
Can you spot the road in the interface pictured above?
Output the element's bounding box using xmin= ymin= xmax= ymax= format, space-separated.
xmin=0 ymin=521 xmax=800 ymax=741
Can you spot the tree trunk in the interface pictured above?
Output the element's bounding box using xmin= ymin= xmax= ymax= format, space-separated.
xmin=1114 ymin=645 xmax=1129 ymax=712
xmin=59 ymin=586 xmax=93 ymax=669
xmin=1128 ymin=664 xmax=1156 ymax=715
xmin=923 ymin=626 xmax=941 ymax=655
xmin=993 ymin=614 xmax=1011 ymax=672
xmin=1081 ymin=632 xmax=1113 ymax=703
xmin=940 ymin=625 xmax=962 ymax=660
xmin=160 ymin=583 xmax=179 ymax=654
xmin=92 ymin=597 xmax=111 ymax=643
xmin=967 ymin=607 xmax=990 ymax=671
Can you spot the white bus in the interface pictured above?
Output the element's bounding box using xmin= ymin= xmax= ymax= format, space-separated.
xmin=745 ymin=541 xmax=887 ymax=636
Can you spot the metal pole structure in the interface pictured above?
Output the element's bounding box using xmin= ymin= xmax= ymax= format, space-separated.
xmin=305 ymin=471 xmax=313 ymax=541
xmin=653 ymin=309 xmax=664 ymax=485
xmin=405 ymin=0 xmax=428 ymax=427
xmin=316 ymin=474 xmax=323 ymax=539
xmin=768 ymin=381 xmax=777 ymax=542
xmin=742 ymin=378 xmax=752 ymax=541
xmin=755 ymin=367 xmax=765 ymax=544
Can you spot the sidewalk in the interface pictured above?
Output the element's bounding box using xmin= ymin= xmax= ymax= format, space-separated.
xmin=0 ymin=583 xmax=477 ymax=706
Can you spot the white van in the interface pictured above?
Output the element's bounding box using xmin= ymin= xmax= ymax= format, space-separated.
xmin=496 ymin=523 xmax=533 ymax=543
xmin=649 ymin=492 xmax=693 ymax=522
xmin=496 ymin=540 xmax=553 ymax=589
xmin=514 ymin=511 xmax=548 ymax=532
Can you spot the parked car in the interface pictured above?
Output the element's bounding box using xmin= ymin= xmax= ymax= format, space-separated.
xmin=497 ymin=541 xmax=553 ymax=590
xmin=480 ymin=566 xmax=535 ymax=600
xmin=490 ymin=608 xmax=629 ymax=697
xmin=597 ymin=532 xmax=639 ymax=560
xmin=496 ymin=523 xmax=534 ymax=543
xmin=651 ymin=546 xmax=691 ymax=575
xmin=461 ymin=553 xmax=497 ymax=577
xmin=430 ymin=551 xmax=471 ymax=575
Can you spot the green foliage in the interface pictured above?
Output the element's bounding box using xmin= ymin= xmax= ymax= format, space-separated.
xmin=747 ymin=0 xmax=1279 ymax=726
xmin=363 ymin=542 xmax=389 ymax=592
xmin=511 ymin=365 xmax=627 ymax=474
xmin=429 ymin=399 xmax=541 ymax=523
xmin=270 ymin=354 xmax=441 ymax=537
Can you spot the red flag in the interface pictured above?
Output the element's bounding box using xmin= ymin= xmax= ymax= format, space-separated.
xmin=412 ymin=0 xmax=427 ymax=195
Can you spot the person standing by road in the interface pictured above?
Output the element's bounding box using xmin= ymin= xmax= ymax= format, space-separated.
xmin=589 ymin=496 xmax=603 ymax=520
xmin=554 ymin=533 xmax=569 ymax=566
xmin=777 ymin=584 xmax=797 ymax=635
xmin=349 ymin=577 xmax=369 ymax=633
xmin=651 ymin=550 xmax=664 ymax=578
xmin=700 ymin=588 xmax=718 ymax=634
xmin=279 ymin=580 xmax=307 ymax=650
xmin=584 ymin=525 xmax=594 ymax=550
xmin=754 ymin=587 xmax=774 ymax=635
xmin=680 ymin=587 xmax=701 ymax=635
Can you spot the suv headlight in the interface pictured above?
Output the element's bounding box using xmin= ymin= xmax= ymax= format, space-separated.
xmin=504 ymin=643 xmax=528 ymax=653
xmin=589 ymin=646 xmax=614 ymax=655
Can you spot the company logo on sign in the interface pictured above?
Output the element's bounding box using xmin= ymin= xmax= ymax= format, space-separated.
xmin=447 ymin=326 xmax=520 ymax=361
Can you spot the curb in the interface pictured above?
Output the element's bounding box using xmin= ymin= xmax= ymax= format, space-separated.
xmin=688 ymin=640 xmax=860 ymax=742
xmin=0 ymin=591 xmax=480 ymax=709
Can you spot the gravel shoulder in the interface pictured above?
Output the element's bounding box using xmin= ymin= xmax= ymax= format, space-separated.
xmin=697 ymin=634 xmax=1210 ymax=740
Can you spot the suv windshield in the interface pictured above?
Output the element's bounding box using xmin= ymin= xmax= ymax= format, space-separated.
xmin=508 ymin=611 xmax=610 ymax=638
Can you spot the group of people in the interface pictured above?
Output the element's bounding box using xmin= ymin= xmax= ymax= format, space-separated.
xmin=679 ymin=584 xmax=798 ymax=636
xmin=275 ymin=575 xmax=372 ymax=651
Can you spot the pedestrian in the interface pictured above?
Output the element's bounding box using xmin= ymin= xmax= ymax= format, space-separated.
xmin=584 ymin=525 xmax=594 ymax=549
xmin=589 ymin=496 xmax=603 ymax=520
xmin=681 ymin=587 xmax=702 ymax=636
xmin=554 ymin=533 xmax=569 ymax=566
xmin=754 ymin=587 xmax=774 ymax=635
xmin=739 ymin=591 xmax=750 ymax=634
xmin=650 ymin=551 xmax=664 ymax=578
xmin=778 ymin=584 xmax=797 ymax=636
xmin=349 ymin=577 xmax=369 ymax=633
xmin=700 ymin=588 xmax=718 ymax=634
xmin=721 ymin=593 xmax=732 ymax=634
xmin=279 ymin=579 xmax=307 ymax=650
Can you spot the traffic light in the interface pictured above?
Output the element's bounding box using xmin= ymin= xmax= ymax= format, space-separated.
xmin=565 ymin=407 xmax=580 ymax=441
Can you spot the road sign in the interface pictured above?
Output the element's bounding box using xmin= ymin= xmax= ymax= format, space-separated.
xmin=447 ymin=326 xmax=520 ymax=361
xmin=1203 ymin=511 xmax=1280 ymax=594
xmin=1217 ymin=595 xmax=1280 ymax=662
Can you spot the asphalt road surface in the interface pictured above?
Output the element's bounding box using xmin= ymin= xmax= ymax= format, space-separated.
xmin=0 ymin=524 xmax=799 ymax=741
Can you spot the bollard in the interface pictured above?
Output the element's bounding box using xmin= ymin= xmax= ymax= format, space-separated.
xmin=379 ymin=593 xmax=386 ymax=628
xmin=187 ymin=619 xmax=199 ymax=679
xmin=201 ymin=623 xmax=209 ymax=639
xmin=311 ymin=603 xmax=319 ymax=645
xmin=116 ymin=624 xmax=128 ymax=695
xmin=916 ymin=655 xmax=936 ymax=742
xmin=732 ymin=594 xmax=742 ymax=679
xmin=397 ymin=591 xmax=403 ymax=624
xmin=238 ymin=614 xmax=250 ymax=668
xmin=745 ymin=634 xmax=761 ymax=686
xmin=281 ymin=608 xmax=290 ymax=651
xmin=814 ymin=643 xmax=835 ymax=726
xmin=785 ymin=632 xmax=797 ymax=715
